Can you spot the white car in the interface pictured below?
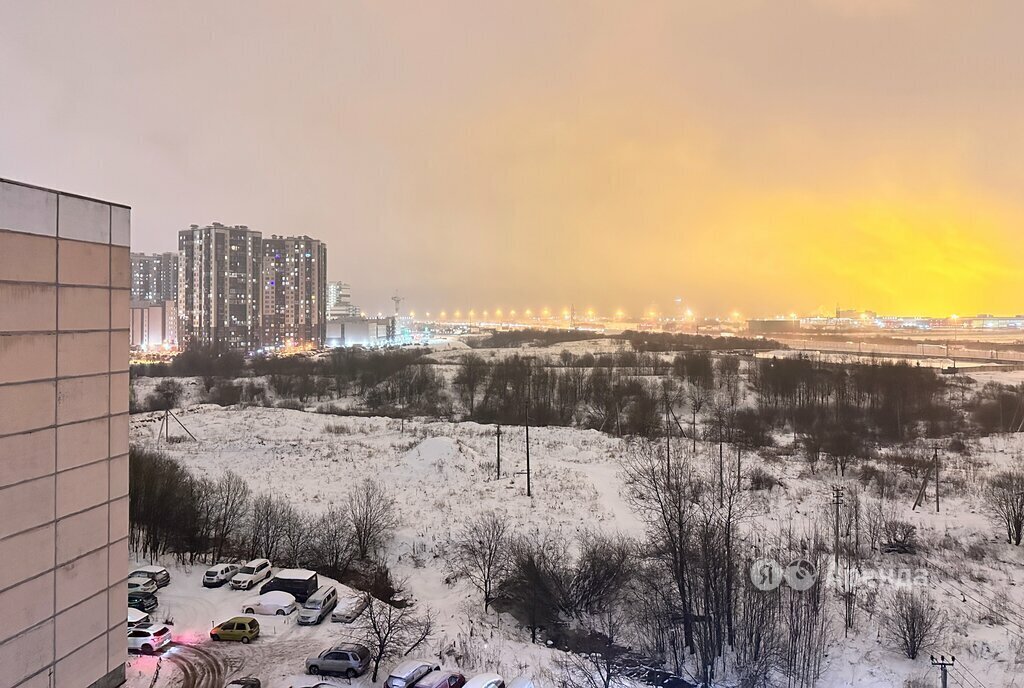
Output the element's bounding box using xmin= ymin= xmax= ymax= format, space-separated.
xmin=203 ymin=563 xmax=241 ymax=588
xmin=242 ymin=590 xmax=297 ymax=616
xmin=127 ymin=576 xmax=158 ymax=595
xmin=129 ymin=565 xmax=171 ymax=588
xmin=127 ymin=623 xmax=172 ymax=654
xmin=127 ymin=608 xmax=151 ymax=628
xmin=464 ymin=675 xmax=505 ymax=688
xmin=231 ymin=558 xmax=273 ymax=590
xmin=331 ymin=590 xmax=369 ymax=623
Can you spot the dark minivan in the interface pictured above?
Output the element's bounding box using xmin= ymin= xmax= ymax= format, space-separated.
xmin=259 ymin=568 xmax=318 ymax=603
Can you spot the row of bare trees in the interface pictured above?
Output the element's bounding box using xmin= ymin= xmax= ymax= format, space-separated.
xmin=129 ymin=445 xmax=397 ymax=583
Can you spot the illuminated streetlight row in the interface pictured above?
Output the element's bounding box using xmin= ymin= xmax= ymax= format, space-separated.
xmin=396 ymin=307 xmax=710 ymax=321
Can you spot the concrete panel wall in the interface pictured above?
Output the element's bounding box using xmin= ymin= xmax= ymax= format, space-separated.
xmin=0 ymin=179 xmax=130 ymax=688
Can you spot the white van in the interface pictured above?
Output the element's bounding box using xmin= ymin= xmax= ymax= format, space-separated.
xmin=298 ymin=585 xmax=338 ymax=625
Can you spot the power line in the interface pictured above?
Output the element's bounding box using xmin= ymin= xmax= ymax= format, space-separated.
xmin=956 ymin=660 xmax=987 ymax=688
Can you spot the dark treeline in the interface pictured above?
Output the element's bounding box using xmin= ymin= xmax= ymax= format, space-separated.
xmin=132 ymin=343 xmax=1018 ymax=446
xmin=129 ymin=445 xmax=401 ymax=601
xmin=623 ymin=330 xmax=779 ymax=352
xmin=751 ymin=355 xmax=956 ymax=442
xmin=470 ymin=329 xmax=610 ymax=349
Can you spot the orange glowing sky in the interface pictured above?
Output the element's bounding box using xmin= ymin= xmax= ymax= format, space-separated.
xmin=2 ymin=0 xmax=1023 ymax=317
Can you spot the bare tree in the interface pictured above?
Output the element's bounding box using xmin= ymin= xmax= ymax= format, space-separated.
xmin=502 ymin=532 xmax=561 ymax=644
xmin=985 ymin=469 xmax=1024 ymax=545
xmin=684 ymin=380 xmax=711 ymax=452
xmin=446 ymin=511 xmax=511 ymax=612
xmin=555 ymin=531 xmax=636 ymax=617
xmin=453 ymin=353 xmax=489 ymax=417
xmin=280 ymin=503 xmax=311 ymax=567
xmin=209 ymin=471 xmax=250 ymax=562
xmin=882 ymin=589 xmax=942 ymax=659
xmin=348 ymin=596 xmax=434 ymax=681
xmin=311 ymin=505 xmax=356 ymax=577
xmin=349 ymin=479 xmax=399 ymax=560
xmin=557 ymin=603 xmax=629 ymax=688
xmin=246 ymin=493 xmax=289 ymax=562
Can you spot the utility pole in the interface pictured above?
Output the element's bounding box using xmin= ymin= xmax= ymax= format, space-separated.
xmin=934 ymin=447 xmax=940 ymax=513
xmin=930 ymin=655 xmax=955 ymax=688
xmin=831 ymin=485 xmax=845 ymax=569
xmin=496 ymin=423 xmax=501 ymax=480
xmin=664 ymin=388 xmax=671 ymax=479
xmin=525 ymin=366 xmax=532 ymax=498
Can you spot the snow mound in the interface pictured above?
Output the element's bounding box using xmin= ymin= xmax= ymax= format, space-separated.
xmin=400 ymin=436 xmax=476 ymax=480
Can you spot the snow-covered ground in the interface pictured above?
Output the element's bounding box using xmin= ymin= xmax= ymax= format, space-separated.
xmin=128 ymin=403 xmax=1024 ymax=687
xmin=128 ymin=406 xmax=638 ymax=688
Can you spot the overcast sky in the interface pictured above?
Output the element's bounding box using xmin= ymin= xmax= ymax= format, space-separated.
xmin=2 ymin=1 xmax=1023 ymax=317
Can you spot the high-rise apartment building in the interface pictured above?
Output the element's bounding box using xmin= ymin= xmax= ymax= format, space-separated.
xmin=0 ymin=178 xmax=131 ymax=688
xmin=262 ymin=235 xmax=327 ymax=348
xmin=177 ymin=223 xmax=262 ymax=351
xmin=129 ymin=252 xmax=177 ymax=303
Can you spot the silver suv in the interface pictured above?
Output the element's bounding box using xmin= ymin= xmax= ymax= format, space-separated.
xmin=305 ymin=643 xmax=371 ymax=678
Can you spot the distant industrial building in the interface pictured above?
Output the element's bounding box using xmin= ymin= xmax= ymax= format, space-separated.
xmin=747 ymin=318 xmax=802 ymax=335
xmin=177 ymin=223 xmax=263 ymax=350
xmin=326 ymin=316 xmax=394 ymax=347
xmin=130 ymin=251 xmax=178 ymax=303
xmin=129 ymin=299 xmax=177 ymax=349
xmin=327 ymin=280 xmax=360 ymax=318
xmin=262 ymin=235 xmax=327 ymax=348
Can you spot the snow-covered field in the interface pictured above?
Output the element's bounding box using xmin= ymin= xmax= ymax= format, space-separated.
xmin=128 ymin=406 xmax=638 ymax=688
xmin=128 ymin=402 xmax=1024 ymax=688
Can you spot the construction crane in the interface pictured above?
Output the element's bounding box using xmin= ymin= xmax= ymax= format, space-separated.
xmin=388 ymin=293 xmax=404 ymax=342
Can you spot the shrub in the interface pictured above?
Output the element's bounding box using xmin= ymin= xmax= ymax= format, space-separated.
xmin=275 ymin=398 xmax=305 ymax=411
xmin=747 ymin=466 xmax=778 ymax=491
xmin=881 ymin=519 xmax=918 ymax=554
xmin=882 ymin=589 xmax=942 ymax=659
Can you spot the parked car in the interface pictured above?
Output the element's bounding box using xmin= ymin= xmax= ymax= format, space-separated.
xmin=231 ymin=559 xmax=273 ymax=590
xmin=204 ymin=563 xmax=241 ymax=588
xmin=386 ymin=661 xmax=441 ymax=688
xmin=225 ymin=679 xmax=261 ymax=688
xmin=416 ymin=671 xmax=467 ymax=688
xmin=128 ymin=591 xmax=158 ymax=613
xmin=298 ymin=585 xmax=337 ymax=626
xmin=210 ymin=616 xmax=261 ymax=643
xmin=127 ymin=623 xmax=172 ymax=654
xmin=331 ymin=590 xmax=369 ymax=623
xmin=506 ymin=679 xmax=534 ymax=688
xmin=463 ymin=675 xmax=505 ymax=688
xmin=129 ymin=565 xmax=171 ymax=588
xmin=127 ymin=608 xmax=151 ymax=628
xmin=260 ymin=568 xmax=318 ymax=603
xmin=127 ymin=576 xmax=158 ymax=595
xmin=305 ymin=643 xmax=371 ymax=678
xmin=242 ymin=590 xmax=296 ymax=616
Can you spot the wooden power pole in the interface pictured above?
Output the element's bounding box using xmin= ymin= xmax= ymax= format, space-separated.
xmin=930 ymin=655 xmax=955 ymax=688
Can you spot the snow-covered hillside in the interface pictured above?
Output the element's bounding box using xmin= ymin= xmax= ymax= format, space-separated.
xmin=128 ymin=404 xmax=1024 ymax=688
